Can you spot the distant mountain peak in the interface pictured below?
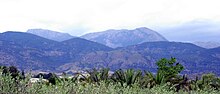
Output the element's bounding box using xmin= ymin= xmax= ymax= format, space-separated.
xmin=27 ymin=29 xmax=74 ymax=42
xmin=135 ymin=27 xmax=151 ymax=30
xmin=81 ymin=27 xmax=168 ymax=48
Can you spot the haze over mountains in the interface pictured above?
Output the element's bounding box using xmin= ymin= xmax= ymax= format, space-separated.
xmin=0 ymin=27 xmax=220 ymax=75
xmin=157 ymin=20 xmax=220 ymax=43
xmin=192 ymin=41 xmax=220 ymax=49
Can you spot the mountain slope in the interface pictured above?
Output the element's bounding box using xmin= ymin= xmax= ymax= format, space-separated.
xmin=61 ymin=38 xmax=112 ymax=53
xmin=0 ymin=31 xmax=61 ymax=70
xmin=1 ymin=31 xmax=220 ymax=75
xmin=208 ymin=47 xmax=220 ymax=60
xmin=27 ymin=29 xmax=74 ymax=41
xmin=81 ymin=27 xmax=167 ymax=48
xmin=0 ymin=31 xmax=59 ymax=49
xmin=59 ymin=41 xmax=220 ymax=75
xmin=0 ymin=32 xmax=112 ymax=71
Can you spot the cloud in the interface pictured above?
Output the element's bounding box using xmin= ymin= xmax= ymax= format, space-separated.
xmin=156 ymin=20 xmax=220 ymax=42
xmin=0 ymin=0 xmax=220 ymax=36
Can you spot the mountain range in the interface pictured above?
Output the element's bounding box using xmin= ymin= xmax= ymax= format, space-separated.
xmin=59 ymin=41 xmax=220 ymax=75
xmin=0 ymin=28 xmax=220 ymax=75
xmin=26 ymin=28 xmax=219 ymax=49
xmin=0 ymin=31 xmax=111 ymax=71
xmin=81 ymin=27 xmax=167 ymax=48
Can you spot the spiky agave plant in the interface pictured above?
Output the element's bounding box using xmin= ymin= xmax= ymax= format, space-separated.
xmin=79 ymin=68 xmax=110 ymax=84
xmin=99 ymin=68 xmax=110 ymax=81
xmin=111 ymin=69 xmax=125 ymax=86
xmin=139 ymin=71 xmax=165 ymax=88
xmin=87 ymin=68 xmax=99 ymax=83
xmin=139 ymin=71 xmax=155 ymax=88
xmin=111 ymin=69 xmax=142 ymax=87
xmin=125 ymin=69 xmax=142 ymax=86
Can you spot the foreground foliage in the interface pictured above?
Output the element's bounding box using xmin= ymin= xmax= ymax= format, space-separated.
xmin=0 ymin=58 xmax=220 ymax=94
xmin=0 ymin=74 xmax=219 ymax=94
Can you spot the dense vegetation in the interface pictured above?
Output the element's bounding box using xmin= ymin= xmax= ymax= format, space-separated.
xmin=0 ymin=58 xmax=220 ymax=94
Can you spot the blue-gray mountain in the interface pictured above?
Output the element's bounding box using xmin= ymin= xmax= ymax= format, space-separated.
xmin=0 ymin=31 xmax=112 ymax=71
xmin=59 ymin=41 xmax=220 ymax=75
xmin=81 ymin=27 xmax=168 ymax=48
xmin=0 ymin=31 xmax=220 ymax=75
xmin=27 ymin=29 xmax=74 ymax=42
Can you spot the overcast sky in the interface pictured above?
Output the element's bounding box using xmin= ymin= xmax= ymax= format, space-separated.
xmin=0 ymin=0 xmax=220 ymax=37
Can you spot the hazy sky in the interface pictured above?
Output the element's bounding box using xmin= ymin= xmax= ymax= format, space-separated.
xmin=0 ymin=0 xmax=220 ymax=36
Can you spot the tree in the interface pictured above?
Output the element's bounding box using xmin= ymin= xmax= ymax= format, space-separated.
xmin=2 ymin=66 xmax=20 ymax=79
xmin=48 ymin=73 xmax=59 ymax=85
xmin=140 ymin=58 xmax=184 ymax=88
xmin=9 ymin=66 xmax=20 ymax=79
xmin=156 ymin=57 xmax=184 ymax=80
xmin=2 ymin=66 xmax=9 ymax=75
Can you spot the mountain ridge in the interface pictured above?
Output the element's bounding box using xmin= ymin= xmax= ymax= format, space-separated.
xmin=0 ymin=29 xmax=220 ymax=75
xmin=81 ymin=27 xmax=168 ymax=48
xmin=0 ymin=32 xmax=112 ymax=71
xmin=58 ymin=41 xmax=220 ymax=75
xmin=27 ymin=29 xmax=74 ymax=42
